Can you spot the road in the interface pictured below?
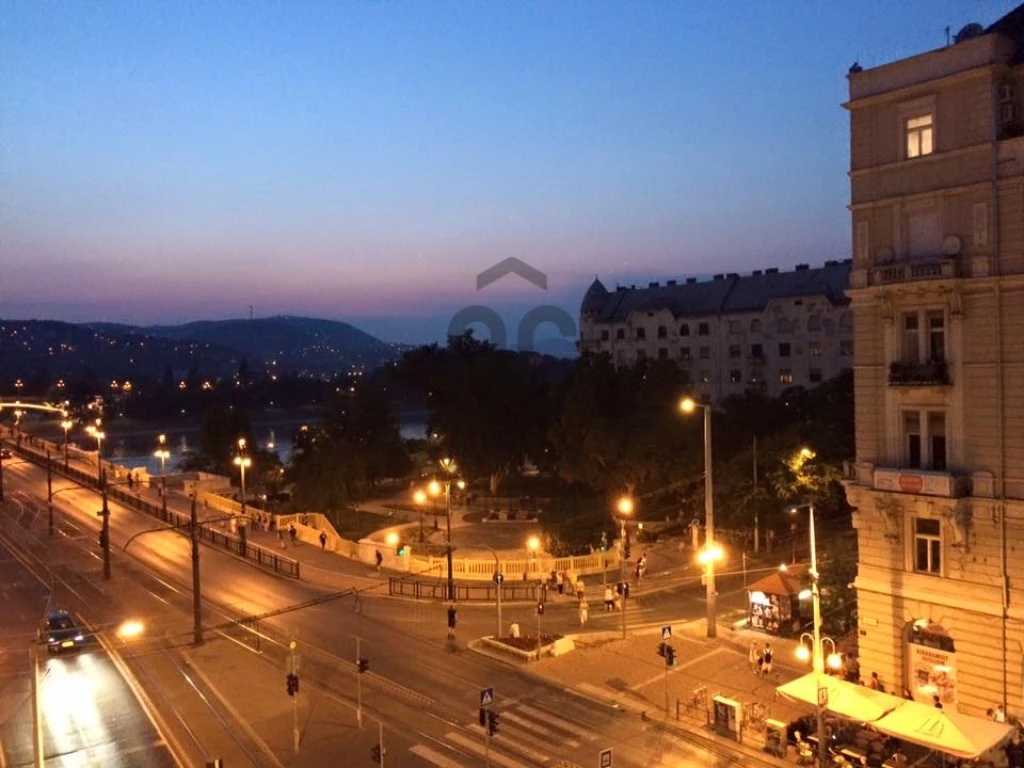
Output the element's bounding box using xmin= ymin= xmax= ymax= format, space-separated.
xmin=2 ymin=442 xmax=768 ymax=768
xmin=0 ymin=530 xmax=178 ymax=768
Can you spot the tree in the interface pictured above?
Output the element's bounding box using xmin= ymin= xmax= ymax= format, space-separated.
xmin=178 ymin=404 xmax=253 ymax=475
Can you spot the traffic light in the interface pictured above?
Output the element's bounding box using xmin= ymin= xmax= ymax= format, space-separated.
xmin=479 ymin=707 xmax=487 ymax=727
xmin=357 ymin=657 xmax=369 ymax=674
xmin=396 ymin=543 xmax=407 ymax=556
xmin=624 ymin=533 xmax=632 ymax=560
xmin=98 ymin=529 xmax=108 ymax=550
xmin=623 ymin=582 xmax=630 ymax=599
xmin=486 ymin=710 xmax=500 ymax=736
xmin=286 ymin=672 xmax=299 ymax=696
xmin=657 ymin=642 xmax=666 ymax=658
xmin=536 ymin=602 xmax=545 ymax=616
xmin=370 ymin=744 xmax=382 ymax=763
xmin=666 ymin=645 xmax=677 ymax=666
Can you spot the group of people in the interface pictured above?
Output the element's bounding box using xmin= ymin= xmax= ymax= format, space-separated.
xmin=748 ymin=641 xmax=775 ymax=677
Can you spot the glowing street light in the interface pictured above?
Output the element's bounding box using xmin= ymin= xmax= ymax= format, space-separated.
xmin=428 ymin=457 xmax=462 ymax=602
xmin=233 ymin=438 xmax=252 ymax=518
xmin=117 ymin=620 xmax=145 ymax=640
xmin=413 ymin=489 xmax=428 ymax=542
xmin=60 ymin=419 xmax=73 ymax=470
xmin=615 ymin=496 xmax=634 ymax=639
xmin=526 ymin=535 xmax=541 ymax=554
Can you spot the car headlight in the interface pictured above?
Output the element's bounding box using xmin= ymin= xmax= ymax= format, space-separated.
xmin=47 ymin=636 xmax=56 ymax=643
xmin=74 ymin=635 xmax=84 ymax=642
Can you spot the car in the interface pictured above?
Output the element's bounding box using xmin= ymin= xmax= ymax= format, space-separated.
xmin=44 ymin=610 xmax=85 ymax=653
xmin=0 ymin=448 xmax=11 ymax=459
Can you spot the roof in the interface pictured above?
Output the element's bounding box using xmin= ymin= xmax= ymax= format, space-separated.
xmin=748 ymin=564 xmax=808 ymax=596
xmin=988 ymin=4 xmax=1024 ymax=62
xmin=580 ymin=262 xmax=850 ymax=323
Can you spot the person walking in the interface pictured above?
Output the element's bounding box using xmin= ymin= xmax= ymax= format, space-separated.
xmin=446 ymin=605 xmax=457 ymax=639
xmin=579 ymin=599 xmax=589 ymax=627
xmin=556 ymin=571 xmax=564 ymax=596
xmin=576 ymin=578 xmax=585 ymax=604
xmin=761 ymin=642 xmax=774 ymax=678
xmin=749 ymin=641 xmax=761 ymax=675
xmin=288 ymin=524 xmax=297 ymax=546
xmin=604 ymin=585 xmax=615 ymax=612
xmin=375 ymin=549 xmax=383 ymax=571
xmin=319 ymin=530 xmax=327 ymax=550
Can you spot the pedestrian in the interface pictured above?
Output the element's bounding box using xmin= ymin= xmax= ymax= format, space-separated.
xmin=749 ymin=641 xmax=761 ymax=675
xmin=576 ymin=578 xmax=585 ymax=604
xmin=556 ymin=571 xmax=564 ymax=595
xmin=869 ymin=671 xmax=885 ymax=693
xmin=1005 ymin=729 xmax=1024 ymax=768
xmin=289 ymin=524 xmax=297 ymax=545
xmin=375 ymin=549 xmax=383 ymax=571
xmin=604 ymin=585 xmax=615 ymax=612
xmin=579 ymin=599 xmax=589 ymax=626
xmin=933 ymin=695 xmax=943 ymax=710
xmin=319 ymin=531 xmax=327 ymax=550
xmin=761 ymin=643 xmax=774 ymax=678
xmin=447 ymin=605 xmax=457 ymax=639
xmin=994 ymin=704 xmax=1007 ymax=723
xmin=638 ymin=553 xmax=648 ymax=579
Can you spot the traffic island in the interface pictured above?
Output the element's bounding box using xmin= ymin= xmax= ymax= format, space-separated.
xmin=479 ymin=634 xmax=574 ymax=661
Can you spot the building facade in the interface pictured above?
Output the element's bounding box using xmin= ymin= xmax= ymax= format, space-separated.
xmin=842 ymin=8 xmax=1024 ymax=716
xmin=578 ymin=262 xmax=852 ymax=401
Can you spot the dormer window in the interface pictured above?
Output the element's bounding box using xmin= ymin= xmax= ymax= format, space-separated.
xmin=906 ymin=114 xmax=933 ymax=158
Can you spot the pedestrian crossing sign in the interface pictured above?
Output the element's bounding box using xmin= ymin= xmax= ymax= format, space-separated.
xmin=480 ymin=687 xmax=494 ymax=707
xmin=661 ymin=625 xmax=672 ymax=640
xmin=599 ymin=747 xmax=613 ymax=767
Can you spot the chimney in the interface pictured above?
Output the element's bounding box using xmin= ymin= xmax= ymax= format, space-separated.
xmin=666 ymin=279 xmax=677 ymax=286
xmin=727 ymin=272 xmax=739 ymax=279
xmin=713 ymin=274 xmax=724 ymax=280
xmin=766 ymin=267 xmax=779 ymax=274
xmin=824 ymin=260 xmax=838 ymax=267
xmin=649 ymin=282 xmax=659 ymax=288
xmin=686 ymin=277 xmax=698 ymax=284
xmin=795 ymin=264 xmax=809 ymax=271
xmin=752 ymin=270 xmax=763 ymax=276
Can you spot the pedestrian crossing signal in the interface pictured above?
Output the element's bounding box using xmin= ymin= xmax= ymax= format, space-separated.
xmin=357 ymin=657 xmax=369 ymax=674
xmin=479 ymin=707 xmax=487 ymax=727
xmin=286 ymin=672 xmax=299 ymax=696
xmin=370 ymin=744 xmax=382 ymax=763
xmin=536 ymin=602 xmax=545 ymax=616
xmin=657 ymin=642 xmax=666 ymax=658
xmin=666 ymin=645 xmax=677 ymax=666
xmin=486 ymin=710 xmax=500 ymax=736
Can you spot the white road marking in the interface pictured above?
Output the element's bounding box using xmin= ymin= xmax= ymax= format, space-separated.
xmin=502 ymin=711 xmax=581 ymax=748
xmin=516 ymin=703 xmax=594 ymax=740
xmin=409 ymin=743 xmax=472 ymax=767
xmin=444 ymin=732 xmax=532 ymax=768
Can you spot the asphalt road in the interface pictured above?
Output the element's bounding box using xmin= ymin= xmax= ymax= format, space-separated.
xmin=0 ymin=533 xmax=177 ymax=768
xmin=2 ymin=445 xmax=767 ymax=768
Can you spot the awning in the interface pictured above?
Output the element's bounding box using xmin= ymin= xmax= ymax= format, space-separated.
xmin=871 ymin=700 xmax=1012 ymax=759
xmin=777 ymin=672 xmax=904 ymax=723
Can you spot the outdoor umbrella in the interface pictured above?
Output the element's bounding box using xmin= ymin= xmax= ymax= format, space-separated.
xmin=871 ymin=700 xmax=1012 ymax=759
xmin=777 ymin=672 xmax=903 ymax=723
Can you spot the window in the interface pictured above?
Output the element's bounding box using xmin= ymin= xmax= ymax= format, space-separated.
xmin=600 ymin=330 xmax=609 ymax=341
xmin=751 ymin=343 xmax=764 ymax=358
xmin=779 ymin=343 xmax=792 ymax=358
xmin=903 ymin=314 xmax=920 ymax=362
xmin=680 ymin=347 xmax=691 ymax=362
xmin=616 ymin=328 xmax=625 ymax=340
xmin=839 ymin=312 xmax=852 ymax=331
xmin=779 ymin=369 xmax=793 ymax=384
xmin=700 ymin=370 xmax=710 ymax=384
xmin=657 ymin=325 xmax=667 ymax=339
xmin=906 ymin=114 xmax=934 ymax=158
xmin=928 ymin=312 xmax=945 ymax=362
xmin=658 ymin=347 xmax=668 ymax=360
xmin=698 ymin=322 xmax=710 ymax=336
xmin=914 ymin=518 xmax=941 ymax=575
xmin=680 ymin=324 xmax=690 ymax=337
xmin=840 ymin=340 xmax=854 ymax=357
xmin=729 ymin=320 xmax=741 ymax=334
xmin=807 ymin=315 xmax=822 ymax=333
xmin=729 ymin=344 xmax=741 ymax=359
xmin=636 ymin=328 xmax=646 ymax=341
xmin=809 ymin=340 xmax=822 ymax=357
xmin=636 ymin=349 xmax=647 ymax=361
xmin=699 ymin=346 xmax=711 ymax=360
xmin=750 ymin=319 xmax=762 ymax=333
xmin=929 ymin=412 xmax=947 ymax=471
xmin=904 ymin=412 xmax=922 ymax=468
xmin=902 ymin=310 xmax=945 ymax=362
xmin=729 ymin=369 xmax=742 ymax=383
xmin=809 ymin=368 xmax=823 ymax=383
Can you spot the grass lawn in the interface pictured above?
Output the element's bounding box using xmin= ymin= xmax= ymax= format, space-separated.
xmin=330 ymin=511 xmax=391 ymax=541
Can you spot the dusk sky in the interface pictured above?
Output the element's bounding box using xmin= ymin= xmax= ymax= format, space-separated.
xmin=3 ymin=1 xmax=1016 ymax=343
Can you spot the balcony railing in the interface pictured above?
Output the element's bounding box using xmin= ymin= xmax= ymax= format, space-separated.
xmin=888 ymin=359 xmax=950 ymax=386
xmin=872 ymin=258 xmax=957 ymax=286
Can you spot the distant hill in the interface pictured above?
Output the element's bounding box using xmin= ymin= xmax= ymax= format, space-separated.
xmin=0 ymin=316 xmax=403 ymax=382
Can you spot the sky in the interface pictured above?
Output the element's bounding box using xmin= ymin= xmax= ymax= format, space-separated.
xmin=2 ymin=0 xmax=1018 ymax=344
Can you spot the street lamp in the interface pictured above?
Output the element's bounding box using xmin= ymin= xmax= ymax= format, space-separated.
xmin=680 ymin=396 xmax=718 ymax=638
xmin=86 ymin=424 xmax=105 ymax=483
xmin=154 ymin=434 xmax=170 ymax=477
xmin=234 ymin=438 xmax=252 ymax=518
xmin=117 ymin=619 xmax=145 ymax=640
xmin=428 ymin=458 xmax=463 ymax=602
xmin=413 ymin=489 xmax=427 ymax=542
xmin=616 ymin=496 xmax=633 ymax=640
xmin=788 ymin=501 xmax=829 ymax=768
xmin=60 ymin=419 xmax=73 ymax=470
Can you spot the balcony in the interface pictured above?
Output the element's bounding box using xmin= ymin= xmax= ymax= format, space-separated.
xmin=872 ymin=467 xmax=968 ymax=498
xmin=871 ymin=258 xmax=957 ymax=287
xmin=888 ymin=359 xmax=950 ymax=386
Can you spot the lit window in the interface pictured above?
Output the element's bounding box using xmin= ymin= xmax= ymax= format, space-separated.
xmin=906 ymin=115 xmax=934 ymax=158
xmin=779 ymin=369 xmax=793 ymax=384
xmin=914 ymin=518 xmax=941 ymax=575
xmin=809 ymin=341 xmax=822 ymax=357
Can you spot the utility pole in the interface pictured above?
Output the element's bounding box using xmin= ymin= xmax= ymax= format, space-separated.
xmin=378 ymin=719 xmax=385 ymax=768
xmin=190 ymin=494 xmax=203 ymax=646
xmin=704 ymin=405 xmax=717 ymax=638
xmin=100 ymin=471 xmax=111 ymax=580
xmin=356 ymin=636 xmax=364 ymax=728
xmin=30 ymin=643 xmax=43 ymax=768
xmin=46 ymin=451 xmax=54 ymax=537
xmin=288 ymin=638 xmax=300 ymax=753
xmin=752 ymin=435 xmax=759 ymax=554
xmin=0 ymin=439 xmax=6 ymax=502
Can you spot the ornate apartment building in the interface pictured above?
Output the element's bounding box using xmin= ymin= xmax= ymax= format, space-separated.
xmin=578 ymin=262 xmax=852 ymax=401
xmin=842 ymin=8 xmax=1024 ymax=716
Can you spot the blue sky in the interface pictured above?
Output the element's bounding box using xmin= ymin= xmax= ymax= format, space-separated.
xmin=2 ymin=1 xmax=1016 ymax=343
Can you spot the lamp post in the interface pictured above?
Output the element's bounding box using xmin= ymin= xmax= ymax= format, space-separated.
xmin=413 ymin=489 xmax=427 ymax=543
xmin=480 ymin=544 xmax=504 ymax=640
xmin=86 ymin=423 xmax=105 ymax=484
xmin=616 ymin=496 xmax=633 ymax=640
xmin=154 ymin=434 xmax=170 ymax=477
xmin=680 ymin=397 xmax=718 ymax=638
xmin=527 ymin=536 xmax=542 ymax=658
xmin=60 ymin=419 xmax=72 ymax=471
xmin=234 ymin=438 xmax=252 ymax=518
xmin=429 ymin=458 xmax=464 ymax=603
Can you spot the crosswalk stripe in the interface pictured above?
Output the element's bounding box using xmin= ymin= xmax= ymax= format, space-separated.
xmin=514 ymin=704 xmax=594 ymax=740
xmin=409 ymin=744 xmax=471 ymax=767
xmin=502 ymin=712 xmax=581 ymax=748
xmin=444 ymin=732 xmax=532 ymax=768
